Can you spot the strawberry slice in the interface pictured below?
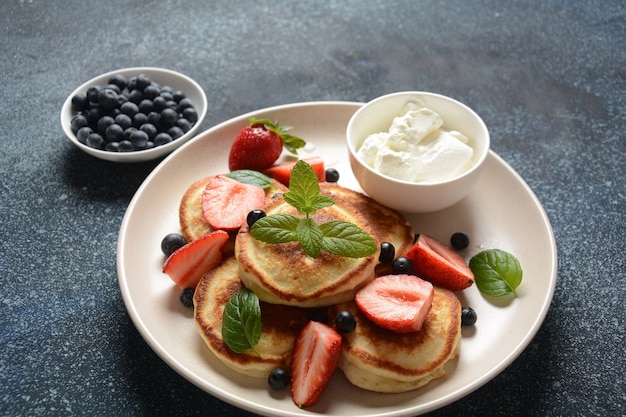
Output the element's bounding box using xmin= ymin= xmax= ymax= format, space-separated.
xmin=290 ymin=321 xmax=342 ymax=408
xmin=263 ymin=156 xmax=325 ymax=186
xmin=405 ymin=233 xmax=475 ymax=291
xmin=201 ymin=175 xmax=265 ymax=231
xmin=162 ymin=230 xmax=229 ymax=289
xmin=355 ymin=274 xmax=434 ymax=333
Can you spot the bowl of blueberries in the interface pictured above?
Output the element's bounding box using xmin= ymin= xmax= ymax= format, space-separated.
xmin=61 ymin=67 xmax=208 ymax=162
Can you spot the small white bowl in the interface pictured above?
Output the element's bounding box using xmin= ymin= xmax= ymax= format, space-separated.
xmin=347 ymin=91 xmax=490 ymax=213
xmin=61 ymin=67 xmax=207 ymax=163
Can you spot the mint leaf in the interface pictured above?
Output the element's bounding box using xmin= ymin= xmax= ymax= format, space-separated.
xmin=250 ymin=214 xmax=299 ymax=243
xmin=284 ymin=160 xmax=334 ymax=215
xmin=296 ymin=217 xmax=323 ymax=258
xmin=469 ymin=249 xmax=523 ymax=297
xmin=222 ymin=288 xmax=262 ymax=354
xmin=320 ymin=221 xmax=377 ymax=258
xmin=284 ymin=191 xmax=334 ymax=216
xmin=226 ymin=170 xmax=274 ymax=189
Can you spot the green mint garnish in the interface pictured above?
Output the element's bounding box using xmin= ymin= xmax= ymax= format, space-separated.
xmin=250 ymin=118 xmax=306 ymax=155
xmin=250 ymin=160 xmax=377 ymax=259
xmin=469 ymin=249 xmax=523 ymax=297
xmin=221 ymin=288 xmax=262 ymax=354
xmin=226 ymin=170 xmax=274 ymax=189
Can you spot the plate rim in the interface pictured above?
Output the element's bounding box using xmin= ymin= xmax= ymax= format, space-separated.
xmin=117 ymin=100 xmax=558 ymax=417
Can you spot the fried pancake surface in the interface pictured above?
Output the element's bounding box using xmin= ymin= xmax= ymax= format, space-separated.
xmin=236 ymin=190 xmax=379 ymax=307
xmin=320 ymin=183 xmax=414 ymax=275
xmin=329 ymin=287 xmax=461 ymax=393
xmin=194 ymin=257 xmax=312 ymax=378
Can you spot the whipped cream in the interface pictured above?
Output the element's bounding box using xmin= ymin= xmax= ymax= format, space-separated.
xmin=356 ymin=105 xmax=474 ymax=183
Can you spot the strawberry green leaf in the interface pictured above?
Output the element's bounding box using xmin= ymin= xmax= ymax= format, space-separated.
xmin=250 ymin=214 xmax=299 ymax=243
xmin=320 ymin=221 xmax=377 ymax=258
xmin=296 ymin=217 xmax=323 ymax=258
xmin=282 ymin=134 xmax=307 ymax=154
xmin=469 ymin=249 xmax=523 ymax=297
xmin=226 ymin=170 xmax=274 ymax=188
xmin=222 ymin=288 xmax=262 ymax=354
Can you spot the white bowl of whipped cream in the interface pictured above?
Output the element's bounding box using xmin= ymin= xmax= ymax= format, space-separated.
xmin=347 ymin=91 xmax=490 ymax=213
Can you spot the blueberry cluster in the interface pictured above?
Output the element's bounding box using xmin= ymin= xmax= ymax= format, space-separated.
xmin=69 ymin=73 xmax=198 ymax=152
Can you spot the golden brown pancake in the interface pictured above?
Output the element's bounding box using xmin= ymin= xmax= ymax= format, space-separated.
xmin=235 ymin=190 xmax=379 ymax=308
xmin=179 ymin=175 xmax=288 ymax=255
xmin=329 ymin=287 xmax=461 ymax=393
xmin=194 ymin=257 xmax=313 ymax=378
xmin=319 ymin=183 xmax=414 ymax=275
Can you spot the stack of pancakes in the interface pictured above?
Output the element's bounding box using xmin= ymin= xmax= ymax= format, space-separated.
xmin=182 ymin=176 xmax=461 ymax=393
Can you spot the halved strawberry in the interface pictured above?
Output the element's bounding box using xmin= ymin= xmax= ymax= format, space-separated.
xmin=405 ymin=233 xmax=475 ymax=291
xmin=228 ymin=118 xmax=306 ymax=171
xmin=290 ymin=321 xmax=342 ymax=408
xmin=355 ymin=274 xmax=434 ymax=333
xmin=263 ymin=156 xmax=325 ymax=186
xmin=162 ymin=230 xmax=229 ymax=289
xmin=201 ymin=175 xmax=265 ymax=231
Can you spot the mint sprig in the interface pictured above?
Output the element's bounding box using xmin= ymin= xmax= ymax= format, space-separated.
xmin=222 ymin=288 xmax=262 ymax=354
xmin=469 ymin=249 xmax=523 ymax=297
xmin=250 ymin=160 xmax=377 ymax=259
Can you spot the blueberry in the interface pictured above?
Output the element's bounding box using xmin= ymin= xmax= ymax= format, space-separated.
xmin=268 ymin=367 xmax=291 ymax=391
xmin=120 ymin=101 xmax=138 ymax=117
xmin=103 ymin=83 xmax=121 ymax=95
xmin=107 ymin=73 xmax=127 ymax=91
xmin=105 ymin=123 xmax=124 ymax=142
xmin=182 ymin=107 xmax=198 ymax=124
xmin=132 ymin=112 xmax=148 ymax=128
xmin=140 ymin=123 xmax=157 ymax=140
xmin=325 ymin=168 xmax=340 ymax=183
xmin=167 ymin=126 xmax=184 ymax=140
xmin=392 ymin=256 xmax=413 ymax=274
xmin=70 ymin=114 xmax=88 ymax=133
xmin=152 ymin=96 xmax=167 ymax=111
xmin=97 ymin=115 xmax=115 ymax=134
xmin=154 ymin=132 xmax=173 ymax=146
xmin=160 ymin=108 xmax=178 ymax=129
xmin=128 ymin=89 xmax=143 ymax=104
xmin=179 ymin=288 xmax=195 ymax=308
xmin=105 ymin=141 xmax=120 ymax=152
xmin=130 ymin=130 xmax=149 ymax=149
xmin=115 ymin=113 xmax=132 ymax=130
xmin=71 ymin=94 xmax=89 ymax=112
xmin=118 ymin=140 xmax=134 ymax=152
xmin=85 ymin=107 xmax=101 ymax=126
xmin=86 ymin=133 xmax=104 ymax=149
xmin=86 ymin=85 xmax=100 ymax=103
xmin=378 ymin=242 xmax=395 ymax=263
xmin=143 ymin=84 xmax=160 ymax=100
xmin=461 ymin=307 xmax=477 ymax=326
xmin=173 ymin=90 xmax=186 ymax=102
xmin=161 ymin=233 xmax=186 ymax=256
xmin=135 ymin=73 xmax=152 ymax=91
xmin=450 ymin=232 xmax=470 ymax=250
xmin=76 ymin=126 xmax=93 ymax=144
xmin=97 ymin=88 xmax=119 ymax=110
xmin=247 ymin=209 xmax=266 ymax=228
xmin=123 ymin=127 xmax=137 ymax=140
xmin=334 ymin=310 xmax=357 ymax=333
xmin=177 ymin=118 xmax=192 ymax=133
xmin=138 ymin=99 xmax=153 ymax=114
xmin=177 ymin=97 xmax=193 ymax=111
xmin=147 ymin=111 xmax=161 ymax=128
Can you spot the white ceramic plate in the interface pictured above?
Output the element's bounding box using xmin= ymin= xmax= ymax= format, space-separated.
xmin=118 ymin=102 xmax=557 ymax=417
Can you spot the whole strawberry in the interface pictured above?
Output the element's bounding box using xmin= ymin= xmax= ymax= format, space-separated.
xmin=228 ymin=118 xmax=306 ymax=171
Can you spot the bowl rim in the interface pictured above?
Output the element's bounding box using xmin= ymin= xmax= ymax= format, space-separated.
xmin=60 ymin=67 xmax=208 ymax=162
xmin=346 ymin=91 xmax=490 ymax=187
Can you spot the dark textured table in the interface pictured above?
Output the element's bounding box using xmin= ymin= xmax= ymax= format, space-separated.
xmin=2 ymin=1 xmax=624 ymax=416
